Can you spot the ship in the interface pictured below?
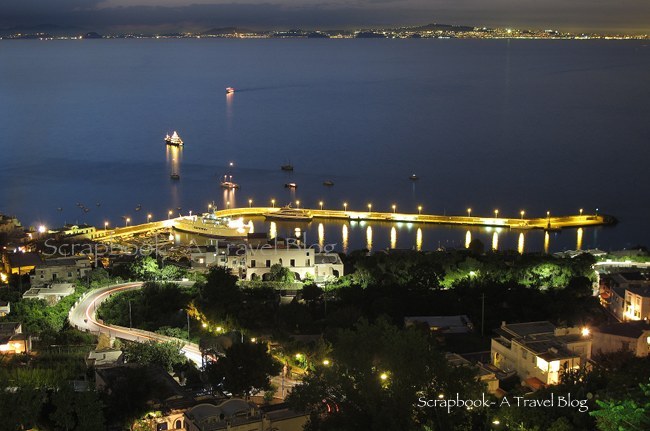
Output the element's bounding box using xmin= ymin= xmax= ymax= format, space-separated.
xmin=226 ymin=87 xmax=235 ymax=94
xmin=221 ymin=174 xmax=240 ymax=189
xmin=173 ymin=213 xmax=250 ymax=238
xmin=281 ymin=164 xmax=294 ymax=171
xmin=264 ymin=205 xmax=313 ymax=221
xmin=165 ymin=131 xmax=184 ymax=146
xmin=323 ymin=180 xmax=334 ymax=186
xmin=170 ymin=172 xmax=180 ymax=180
xmin=284 ymin=183 xmax=297 ymax=189
xmin=409 ymin=174 xmax=419 ymax=181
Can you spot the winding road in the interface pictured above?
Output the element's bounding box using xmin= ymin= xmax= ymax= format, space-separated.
xmin=68 ymin=281 xmax=203 ymax=366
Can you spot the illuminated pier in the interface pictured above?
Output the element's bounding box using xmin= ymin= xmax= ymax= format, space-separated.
xmin=92 ymin=207 xmax=614 ymax=241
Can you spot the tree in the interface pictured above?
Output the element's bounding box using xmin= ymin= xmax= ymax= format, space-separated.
xmin=288 ymin=318 xmax=485 ymax=431
xmin=591 ymin=381 xmax=650 ymax=431
xmin=269 ymin=264 xmax=296 ymax=284
xmin=123 ymin=340 xmax=188 ymax=372
xmin=50 ymin=386 xmax=105 ymax=431
xmin=205 ymin=342 xmax=282 ymax=397
xmin=0 ymin=388 xmax=44 ymax=431
xmin=130 ymin=256 xmax=161 ymax=281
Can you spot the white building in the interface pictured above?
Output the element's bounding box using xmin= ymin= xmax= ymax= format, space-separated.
xmin=592 ymin=322 xmax=650 ymax=357
xmin=23 ymin=283 xmax=75 ymax=305
xmin=491 ymin=321 xmax=592 ymax=387
xmin=0 ymin=301 xmax=10 ymax=317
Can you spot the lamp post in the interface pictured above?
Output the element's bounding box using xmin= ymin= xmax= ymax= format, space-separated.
xmin=368 ymin=203 xmax=372 ymax=213
xmin=343 ymin=202 xmax=348 ymax=212
xmin=208 ymin=203 xmax=212 ymax=211
xmin=494 ymin=209 xmax=499 ymax=219
xmin=579 ymin=208 xmax=583 ymax=216
xmin=147 ymin=213 xmax=152 ymax=223
xmin=467 ymin=208 xmax=471 ymax=218
xmin=271 ymin=199 xmax=275 ymax=208
xmin=248 ymin=199 xmax=252 ymax=208
xmin=168 ymin=210 xmax=173 ymax=218
xmin=104 ymin=221 xmax=108 ymax=231
xmin=319 ymin=201 xmax=323 ymax=210
xmin=125 ymin=217 xmax=130 ymax=227
xmin=520 ymin=210 xmax=525 ymax=220
xmin=296 ymin=200 xmax=300 ymax=209
xmin=418 ymin=205 xmax=422 ymax=215
xmin=392 ymin=204 xmax=396 ymax=214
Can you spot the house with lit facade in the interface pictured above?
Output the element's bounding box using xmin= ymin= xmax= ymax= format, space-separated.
xmin=30 ymin=256 xmax=91 ymax=286
xmin=491 ymin=321 xmax=592 ymax=387
xmin=592 ymin=321 xmax=650 ymax=357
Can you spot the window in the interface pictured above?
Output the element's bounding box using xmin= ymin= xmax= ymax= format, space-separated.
xmin=68 ymin=272 xmax=73 ymax=277
xmin=266 ymin=260 xmax=271 ymax=268
xmin=307 ymin=259 xmax=311 ymax=266
xmin=174 ymin=419 xmax=183 ymax=429
xmin=250 ymin=260 xmax=256 ymax=268
xmin=521 ymin=349 xmax=527 ymax=359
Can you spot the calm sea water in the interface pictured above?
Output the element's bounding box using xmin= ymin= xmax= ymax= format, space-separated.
xmin=1 ymin=39 xmax=649 ymax=253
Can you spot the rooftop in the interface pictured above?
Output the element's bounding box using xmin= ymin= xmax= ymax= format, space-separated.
xmin=596 ymin=321 xmax=650 ymax=339
xmin=495 ymin=321 xmax=556 ymax=340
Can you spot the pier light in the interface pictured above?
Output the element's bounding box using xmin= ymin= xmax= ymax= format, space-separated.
xmin=322 ymin=359 xmax=330 ymax=366
xmin=467 ymin=208 xmax=472 ymax=218
xmin=147 ymin=213 xmax=152 ymax=222
xmin=125 ymin=217 xmax=130 ymax=227
xmin=343 ymin=202 xmax=348 ymax=212
xmin=418 ymin=205 xmax=422 ymax=215
xmin=208 ymin=204 xmax=212 ymax=210
xmin=392 ymin=204 xmax=396 ymax=213
xmin=579 ymin=208 xmax=583 ymax=216
xmin=229 ymin=161 xmax=234 ymax=167
xmin=38 ymin=225 xmax=47 ymax=234
xmin=547 ymin=210 xmax=551 ymax=219
xmin=168 ymin=210 xmax=172 ymax=218
xmin=379 ymin=372 xmax=389 ymax=382
xmin=296 ymin=200 xmax=300 ymax=208
xmin=368 ymin=203 xmax=372 ymax=212
xmin=226 ymin=202 xmax=230 ymax=209
xmin=520 ymin=210 xmax=525 ymax=219
xmin=494 ymin=209 xmax=499 ymax=218
xmin=271 ymin=199 xmax=275 ymax=208
xmin=319 ymin=201 xmax=323 ymax=210
xmin=104 ymin=221 xmax=108 ymax=231
xmin=189 ymin=210 xmax=192 ymax=217
xmin=248 ymin=199 xmax=252 ymax=208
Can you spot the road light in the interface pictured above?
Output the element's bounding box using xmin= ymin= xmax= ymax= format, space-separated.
xmin=579 ymin=208 xmax=583 ymax=216
xmin=271 ymin=199 xmax=275 ymax=208
xmin=296 ymin=200 xmax=300 ymax=209
xmin=319 ymin=201 xmax=323 ymax=210
xmin=380 ymin=372 xmax=389 ymax=381
xmin=581 ymin=327 xmax=590 ymax=337
xmin=208 ymin=203 xmax=212 ymax=211
xmin=418 ymin=205 xmax=422 ymax=215
xmin=248 ymin=199 xmax=252 ymax=208
xmin=467 ymin=208 xmax=471 ymax=218
xmin=125 ymin=217 xmax=130 ymax=227
xmin=520 ymin=210 xmax=525 ymax=219
xmin=250 ymin=337 xmax=257 ymax=343
xmin=343 ymin=202 xmax=348 ymax=212
xmin=494 ymin=209 xmax=499 ymax=218
xmin=38 ymin=225 xmax=47 ymax=234
xmin=392 ymin=204 xmax=396 ymax=213
xmin=368 ymin=203 xmax=372 ymax=212
xmin=147 ymin=213 xmax=152 ymax=222
xmin=168 ymin=210 xmax=173 ymax=218
xmin=322 ymin=359 xmax=330 ymax=366
xmin=104 ymin=221 xmax=108 ymax=231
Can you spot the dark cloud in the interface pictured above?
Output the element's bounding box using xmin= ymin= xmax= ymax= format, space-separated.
xmin=0 ymin=0 xmax=648 ymax=33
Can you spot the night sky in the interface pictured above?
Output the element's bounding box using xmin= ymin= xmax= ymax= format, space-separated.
xmin=1 ymin=0 xmax=649 ymax=34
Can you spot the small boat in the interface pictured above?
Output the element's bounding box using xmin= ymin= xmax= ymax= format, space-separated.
xmin=284 ymin=183 xmax=297 ymax=189
xmin=281 ymin=164 xmax=294 ymax=171
xmin=170 ymin=173 xmax=180 ymax=180
xmin=96 ymin=202 xmax=101 ymax=207
xmin=264 ymin=205 xmax=313 ymax=221
xmin=165 ymin=131 xmax=184 ymax=146
xmin=221 ymin=174 xmax=239 ymax=189
xmin=57 ymin=207 xmax=63 ymax=212
xmin=409 ymin=174 xmax=419 ymax=181
xmin=226 ymin=87 xmax=235 ymax=94
xmin=323 ymin=180 xmax=334 ymax=186
xmin=135 ymin=204 xmax=142 ymax=211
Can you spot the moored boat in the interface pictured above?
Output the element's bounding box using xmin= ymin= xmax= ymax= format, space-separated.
xmin=264 ymin=205 xmax=313 ymax=221
xmin=173 ymin=213 xmax=250 ymax=238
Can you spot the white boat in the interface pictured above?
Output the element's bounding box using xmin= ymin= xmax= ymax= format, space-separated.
xmin=220 ymin=174 xmax=240 ymax=189
xmin=226 ymin=87 xmax=235 ymax=94
xmin=173 ymin=213 xmax=250 ymax=238
xmin=264 ymin=205 xmax=313 ymax=221
xmin=165 ymin=131 xmax=184 ymax=146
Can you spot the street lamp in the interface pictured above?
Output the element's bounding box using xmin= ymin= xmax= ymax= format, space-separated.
xmin=368 ymin=203 xmax=372 ymax=212
xmin=343 ymin=202 xmax=348 ymax=212
xmin=579 ymin=208 xmax=583 ymax=216
xmin=418 ymin=205 xmax=422 ymax=215
xmin=248 ymin=199 xmax=252 ymax=208
xmin=319 ymin=201 xmax=323 ymax=210
xmin=467 ymin=208 xmax=471 ymax=218
xmin=494 ymin=209 xmax=499 ymax=219
xmin=547 ymin=210 xmax=550 ymax=219
xmin=520 ymin=210 xmax=525 ymax=219
xmin=322 ymin=359 xmax=331 ymax=366
xmin=296 ymin=200 xmax=300 ymax=209
xmin=104 ymin=221 xmax=108 ymax=231
xmin=271 ymin=199 xmax=275 ymax=208
xmin=147 ymin=213 xmax=152 ymax=222
xmin=208 ymin=203 xmax=212 ymax=211
xmin=125 ymin=217 xmax=130 ymax=227
xmin=168 ymin=210 xmax=173 ymax=218
xmin=392 ymin=204 xmax=396 ymax=213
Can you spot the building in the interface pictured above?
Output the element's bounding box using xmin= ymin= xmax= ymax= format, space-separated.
xmin=601 ymin=272 xmax=650 ymax=321
xmin=0 ymin=322 xmax=29 ymax=354
xmin=184 ymin=399 xmax=308 ymax=431
xmin=0 ymin=214 xmax=22 ymax=233
xmin=491 ymin=321 xmax=592 ymax=387
xmin=0 ymin=301 xmax=10 ymax=317
xmin=23 ymin=283 xmax=75 ymax=304
xmin=2 ymin=252 xmax=42 ymax=275
xmin=49 ymin=224 xmax=97 ymax=238
xmin=192 ymin=245 xmax=344 ymax=282
xmin=445 ymin=352 xmax=500 ymax=395
xmin=624 ymin=285 xmax=650 ymax=321
xmin=86 ymin=349 xmax=125 ymax=368
xmin=592 ymin=322 xmax=650 ymax=357
xmin=30 ymin=256 xmax=91 ymax=286
xmin=405 ymin=315 xmax=474 ymax=334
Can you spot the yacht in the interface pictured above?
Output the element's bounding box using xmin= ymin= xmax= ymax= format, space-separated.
xmin=284 ymin=183 xmax=297 ymax=189
xmin=165 ymin=131 xmax=184 ymax=146
xmin=226 ymin=87 xmax=235 ymax=94
xmin=170 ymin=173 xmax=180 ymax=180
xmin=264 ymin=205 xmax=313 ymax=222
xmin=220 ymin=174 xmax=240 ymax=189
xmin=323 ymin=180 xmax=334 ymax=186
xmin=281 ymin=164 xmax=294 ymax=171
xmin=173 ymin=213 xmax=250 ymax=238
